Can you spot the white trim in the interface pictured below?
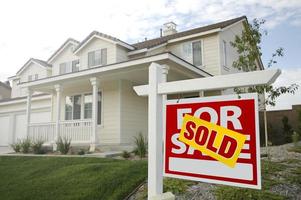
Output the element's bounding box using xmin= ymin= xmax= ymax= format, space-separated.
xmin=167 ymin=28 xmax=221 ymax=44
xmin=20 ymin=53 xmax=209 ymax=89
xmin=48 ymin=40 xmax=79 ymax=63
xmin=128 ymin=48 xmax=147 ymax=56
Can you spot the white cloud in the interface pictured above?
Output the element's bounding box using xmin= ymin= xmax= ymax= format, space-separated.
xmin=0 ymin=0 xmax=300 ymax=111
xmin=267 ymin=68 xmax=301 ymax=111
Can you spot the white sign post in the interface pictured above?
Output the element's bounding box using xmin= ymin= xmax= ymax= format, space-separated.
xmin=134 ymin=63 xmax=281 ymax=200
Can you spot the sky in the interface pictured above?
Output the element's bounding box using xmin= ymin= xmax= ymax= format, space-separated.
xmin=0 ymin=0 xmax=300 ymax=110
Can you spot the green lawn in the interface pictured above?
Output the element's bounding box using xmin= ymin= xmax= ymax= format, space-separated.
xmin=0 ymin=156 xmax=147 ymax=200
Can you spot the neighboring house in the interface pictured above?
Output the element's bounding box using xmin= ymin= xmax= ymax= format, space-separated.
xmin=0 ymin=16 xmax=263 ymax=150
xmin=0 ymin=81 xmax=11 ymax=100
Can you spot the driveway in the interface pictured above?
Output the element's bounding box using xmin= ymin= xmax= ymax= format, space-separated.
xmin=0 ymin=146 xmax=13 ymax=154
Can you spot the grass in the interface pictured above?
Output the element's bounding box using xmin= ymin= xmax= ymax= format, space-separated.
xmin=288 ymin=145 xmax=301 ymax=153
xmin=0 ymin=156 xmax=147 ymax=200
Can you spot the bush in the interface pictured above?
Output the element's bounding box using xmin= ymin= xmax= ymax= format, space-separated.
xmin=122 ymin=151 xmax=131 ymax=159
xmin=78 ymin=149 xmax=85 ymax=155
xmin=10 ymin=140 xmax=21 ymax=153
xmin=56 ymin=136 xmax=71 ymax=154
xmin=32 ymin=140 xmax=45 ymax=154
xmin=20 ymin=138 xmax=32 ymax=153
xmin=163 ymin=178 xmax=194 ymax=195
xmin=133 ymin=133 xmax=147 ymax=158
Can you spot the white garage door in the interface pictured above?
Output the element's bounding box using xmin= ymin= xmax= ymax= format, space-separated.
xmin=0 ymin=115 xmax=10 ymax=146
xmin=15 ymin=114 xmax=26 ymax=141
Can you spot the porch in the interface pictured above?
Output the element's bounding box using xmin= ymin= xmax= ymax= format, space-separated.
xmin=21 ymin=53 xmax=207 ymax=151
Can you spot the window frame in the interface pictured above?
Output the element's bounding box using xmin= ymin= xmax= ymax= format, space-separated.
xmin=88 ymin=49 xmax=107 ymax=68
xmin=64 ymin=91 xmax=103 ymax=125
xmin=182 ymin=39 xmax=204 ymax=67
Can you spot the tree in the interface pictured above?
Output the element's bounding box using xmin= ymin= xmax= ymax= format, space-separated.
xmin=231 ymin=19 xmax=299 ymax=147
xmin=231 ymin=19 xmax=299 ymax=106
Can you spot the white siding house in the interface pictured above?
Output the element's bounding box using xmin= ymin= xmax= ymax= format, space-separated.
xmin=0 ymin=16 xmax=263 ymax=150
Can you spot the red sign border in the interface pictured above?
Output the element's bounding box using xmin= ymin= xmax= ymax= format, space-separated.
xmin=163 ymin=93 xmax=261 ymax=189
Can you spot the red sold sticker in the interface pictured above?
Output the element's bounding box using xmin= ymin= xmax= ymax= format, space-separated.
xmin=164 ymin=93 xmax=261 ymax=189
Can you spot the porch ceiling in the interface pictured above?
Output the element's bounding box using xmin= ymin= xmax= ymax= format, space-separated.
xmin=19 ymin=52 xmax=210 ymax=93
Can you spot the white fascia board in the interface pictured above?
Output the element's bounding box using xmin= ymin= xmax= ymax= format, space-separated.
xmin=48 ymin=40 xmax=78 ymax=63
xmin=167 ymin=28 xmax=221 ymax=44
xmin=0 ymin=95 xmax=52 ymax=106
xmin=20 ymin=53 xmax=171 ymax=88
xmin=128 ymin=48 xmax=148 ymax=56
xmin=148 ymin=43 xmax=167 ymax=51
xmin=134 ymin=69 xmax=281 ymax=96
xmin=8 ymin=76 xmax=19 ymax=81
xmin=17 ymin=59 xmax=49 ymax=76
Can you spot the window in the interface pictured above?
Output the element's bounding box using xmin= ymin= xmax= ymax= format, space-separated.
xmin=182 ymin=40 xmax=203 ymax=66
xmin=28 ymin=75 xmax=32 ymax=82
xmin=84 ymin=94 xmax=92 ymax=119
xmin=60 ymin=60 xmax=79 ymax=74
xmin=223 ymin=40 xmax=227 ymax=67
xmin=65 ymin=96 xmax=73 ymax=120
xmin=192 ymin=41 xmax=202 ymax=66
xmin=72 ymin=59 xmax=80 ymax=72
xmin=34 ymin=74 xmax=39 ymax=80
xmin=65 ymin=92 xmax=102 ymax=124
xmin=88 ymin=49 xmax=107 ymax=67
xmin=64 ymin=95 xmax=81 ymax=120
xmin=59 ymin=63 xmax=67 ymax=74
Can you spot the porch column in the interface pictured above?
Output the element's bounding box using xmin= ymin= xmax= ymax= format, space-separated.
xmin=54 ymin=84 xmax=62 ymax=151
xmin=25 ymin=88 xmax=33 ymax=138
xmin=90 ymin=77 xmax=100 ymax=152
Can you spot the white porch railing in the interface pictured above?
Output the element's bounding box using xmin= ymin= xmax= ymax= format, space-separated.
xmin=28 ymin=122 xmax=56 ymax=143
xmin=28 ymin=119 xmax=92 ymax=144
xmin=59 ymin=119 xmax=92 ymax=143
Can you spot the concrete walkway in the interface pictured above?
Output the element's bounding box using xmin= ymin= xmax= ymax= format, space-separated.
xmin=0 ymin=146 xmax=13 ymax=154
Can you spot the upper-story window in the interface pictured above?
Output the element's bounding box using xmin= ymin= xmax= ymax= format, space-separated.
xmin=182 ymin=40 xmax=203 ymax=67
xmin=223 ymin=40 xmax=227 ymax=67
xmin=88 ymin=49 xmax=107 ymax=68
xmin=34 ymin=74 xmax=39 ymax=80
xmin=27 ymin=74 xmax=38 ymax=82
xmin=60 ymin=59 xmax=80 ymax=75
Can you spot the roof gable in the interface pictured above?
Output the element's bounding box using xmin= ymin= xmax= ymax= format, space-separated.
xmin=73 ymin=31 xmax=135 ymax=54
xmin=17 ymin=58 xmax=51 ymax=76
xmin=47 ymin=38 xmax=80 ymax=63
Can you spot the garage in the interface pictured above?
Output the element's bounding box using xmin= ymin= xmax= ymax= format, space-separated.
xmin=0 ymin=115 xmax=10 ymax=146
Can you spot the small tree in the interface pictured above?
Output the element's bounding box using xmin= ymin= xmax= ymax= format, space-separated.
xmin=231 ymin=19 xmax=298 ymax=106
xmin=282 ymin=116 xmax=293 ymax=143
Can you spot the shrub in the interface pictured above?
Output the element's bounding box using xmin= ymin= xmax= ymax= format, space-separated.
xmin=122 ymin=151 xmax=131 ymax=159
xmin=32 ymin=140 xmax=45 ymax=154
xmin=78 ymin=149 xmax=85 ymax=155
xmin=163 ymin=178 xmax=194 ymax=195
xmin=56 ymin=136 xmax=71 ymax=154
xmin=20 ymin=138 xmax=32 ymax=153
xmin=10 ymin=140 xmax=21 ymax=153
xmin=133 ymin=133 xmax=147 ymax=158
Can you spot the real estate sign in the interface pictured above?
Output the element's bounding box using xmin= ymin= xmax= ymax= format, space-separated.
xmin=164 ymin=93 xmax=261 ymax=189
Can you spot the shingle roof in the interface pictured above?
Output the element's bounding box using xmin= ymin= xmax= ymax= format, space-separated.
xmin=73 ymin=31 xmax=135 ymax=53
xmin=0 ymin=81 xmax=11 ymax=90
xmin=132 ymin=16 xmax=247 ymax=50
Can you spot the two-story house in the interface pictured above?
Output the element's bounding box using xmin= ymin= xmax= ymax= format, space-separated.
xmin=0 ymin=16 xmax=263 ymax=150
